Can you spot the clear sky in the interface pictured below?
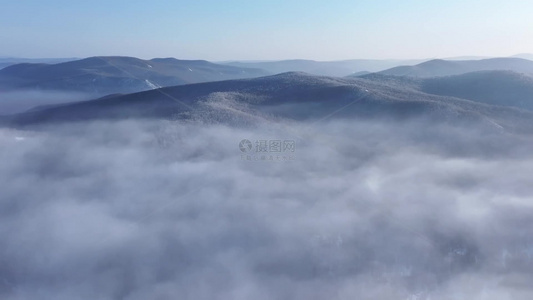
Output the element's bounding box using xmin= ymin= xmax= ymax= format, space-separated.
xmin=1 ymin=0 xmax=532 ymax=61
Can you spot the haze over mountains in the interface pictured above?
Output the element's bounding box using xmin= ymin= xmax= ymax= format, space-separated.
xmin=223 ymin=59 xmax=426 ymax=77
xmin=512 ymin=53 xmax=533 ymax=60
xmin=375 ymin=57 xmax=533 ymax=78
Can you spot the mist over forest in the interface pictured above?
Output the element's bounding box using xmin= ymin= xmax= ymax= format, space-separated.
xmin=1 ymin=105 xmax=533 ymax=299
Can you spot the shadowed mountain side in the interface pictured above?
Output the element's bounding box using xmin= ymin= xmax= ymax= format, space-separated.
xmin=0 ymin=56 xmax=269 ymax=95
xmin=3 ymin=72 xmax=533 ymax=134
xmin=421 ymin=71 xmax=533 ymax=111
xmin=360 ymin=71 xmax=533 ymax=112
xmin=376 ymin=58 xmax=533 ymax=78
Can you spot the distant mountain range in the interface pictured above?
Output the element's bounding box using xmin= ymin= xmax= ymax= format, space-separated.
xmin=4 ymin=72 xmax=533 ymax=134
xmin=3 ymin=55 xmax=533 ymax=133
xmin=222 ymin=55 xmax=533 ymax=77
xmin=511 ymin=53 xmax=533 ymax=61
xmin=0 ymin=56 xmax=269 ymax=96
xmin=4 ymin=56 xmax=533 ymax=100
xmin=373 ymin=58 xmax=533 ymax=78
xmin=223 ymin=59 xmax=426 ymax=77
xmin=0 ymin=57 xmax=78 ymax=70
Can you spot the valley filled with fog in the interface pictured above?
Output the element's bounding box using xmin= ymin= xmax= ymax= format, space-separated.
xmin=1 ymin=111 xmax=533 ymax=299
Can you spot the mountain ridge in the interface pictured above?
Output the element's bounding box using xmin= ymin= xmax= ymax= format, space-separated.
xmin=0 ymin=56 xmax=270 ymax=96
xmin=375 ymin=57 xmax=533 ymax=77
xmin=4 ymin=72 xmax=533 ymax=135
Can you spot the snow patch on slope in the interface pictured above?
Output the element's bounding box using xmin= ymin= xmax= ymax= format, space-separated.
xmin=145 ymin=80 xmax=161 ymax=90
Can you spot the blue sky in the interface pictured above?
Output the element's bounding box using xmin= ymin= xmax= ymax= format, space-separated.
xmin=1 ymin=0 xmax=532 ymax=60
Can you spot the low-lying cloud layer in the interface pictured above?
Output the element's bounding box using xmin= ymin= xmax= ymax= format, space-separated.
xmin=1 ymin=117 xmax=533 ymax=300
xmin=0 ymin=90 xmax=93 ymax=115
